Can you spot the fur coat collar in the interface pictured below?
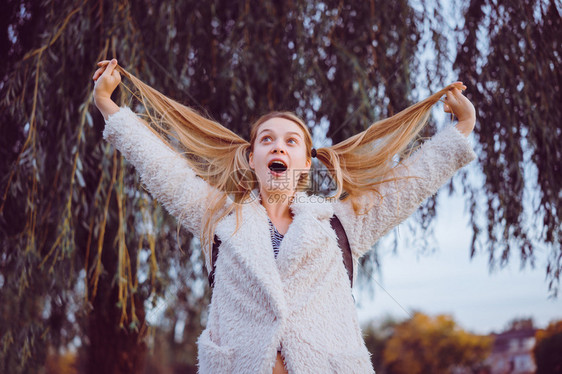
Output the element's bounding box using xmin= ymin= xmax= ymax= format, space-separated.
xmin=204 ymin=188 xmax=372 ymax=373
xmin=215 ymin=188 xmax=336 ymax=319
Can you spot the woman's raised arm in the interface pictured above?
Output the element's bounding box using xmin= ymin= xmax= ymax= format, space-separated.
xmin=332 ymin=83 xmax=477 ymax=260
xmin=93 ymin=59 xmax=224 ymax=237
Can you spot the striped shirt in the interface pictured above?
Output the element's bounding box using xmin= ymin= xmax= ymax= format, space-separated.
xmin=268 ymin=218 xmax=284 ymax=258
xmin=268 ymin=217 xmax=285 ymax=352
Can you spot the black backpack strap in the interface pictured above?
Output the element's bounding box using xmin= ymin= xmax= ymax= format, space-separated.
xmin=208 ymin=235 xmax=221 ymax=288
xmin=208 ymin=215 xmax=353 ymax=289
xmin=330 ymin=214 xmax=353 ymax=288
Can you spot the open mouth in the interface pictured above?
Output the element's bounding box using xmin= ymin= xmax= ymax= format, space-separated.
xmin=268 ymin=160 xmax=288 ymax=174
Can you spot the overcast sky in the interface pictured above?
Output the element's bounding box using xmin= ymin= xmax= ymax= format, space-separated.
xmin=348 ymin=0 xmax=555 ymax=336
xmin=354 ymin=180 xmax=562 ymax=335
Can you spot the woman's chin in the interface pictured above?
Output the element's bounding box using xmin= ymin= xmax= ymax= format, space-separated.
xmin=262 ymin=184 xmax=295 ymax=195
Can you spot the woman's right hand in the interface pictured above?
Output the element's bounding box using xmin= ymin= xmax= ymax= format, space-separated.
xmin=92 ymin=58 xmax=121 ymax=104
xmin=92 ymin=59 xmax=121 ymax=120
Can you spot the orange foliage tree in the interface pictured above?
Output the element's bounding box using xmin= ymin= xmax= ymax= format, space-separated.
xmin=382 ymin=312 xmax=492 ymax=374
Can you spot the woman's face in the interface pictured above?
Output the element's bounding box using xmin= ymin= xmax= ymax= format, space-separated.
xmin=249 ymin=117 xmax=311 ymax=195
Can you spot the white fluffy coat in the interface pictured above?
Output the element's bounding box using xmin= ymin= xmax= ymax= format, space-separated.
xmin=103 ymin=106 xmax=477 ymax=373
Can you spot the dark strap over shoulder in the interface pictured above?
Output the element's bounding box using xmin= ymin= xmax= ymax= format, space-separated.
xmin=209 ymin=236 xmax=220 ymax=288
xmin=208 ymin=214 xmax=353 ymax=288
xmin=330 ymin=214 xmax=353 ymax=288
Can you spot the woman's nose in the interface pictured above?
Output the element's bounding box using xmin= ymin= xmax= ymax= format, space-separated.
xmin=272 ymin=142 xmax=286 ymax=154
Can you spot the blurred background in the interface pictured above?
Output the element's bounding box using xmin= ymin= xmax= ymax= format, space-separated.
xmin=0 ymin=0 xmax=560 ymax=373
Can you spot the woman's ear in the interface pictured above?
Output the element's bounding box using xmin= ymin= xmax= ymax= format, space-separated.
xmin=248 ymin=151 xmax=254 ymax=169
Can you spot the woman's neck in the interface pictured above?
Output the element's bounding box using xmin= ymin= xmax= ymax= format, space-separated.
xmin=259 ymin=188 xmax=295 ymax=221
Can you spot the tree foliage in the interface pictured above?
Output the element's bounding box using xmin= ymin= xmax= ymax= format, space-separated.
xmin=1 ymin=0 xmax=560 ymax=372
xmin=455 ymin=0 xmax=562 ymax=294
xmin=362 ymin=316 xmax=399 ymax=374
xmin=381 ymin=312 xmax=492 ymax=374
xmin=0 ymin=0 xmax=444 ymax=372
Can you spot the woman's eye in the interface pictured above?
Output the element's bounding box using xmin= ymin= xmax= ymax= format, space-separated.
xmin=288 ymin=138 xmax=297 ymax=144
xmin=261 ymin=136 xmax=272 ymax=142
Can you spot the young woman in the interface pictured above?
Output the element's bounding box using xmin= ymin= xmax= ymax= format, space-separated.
xmin=93 ymin=58 xmax=476 ymax=374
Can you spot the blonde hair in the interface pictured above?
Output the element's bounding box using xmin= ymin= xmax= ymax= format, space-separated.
xmin=114 ymin=66 xmax=460 ymax=267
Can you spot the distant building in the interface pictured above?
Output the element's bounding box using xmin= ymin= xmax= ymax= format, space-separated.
xmin=484 ymin=327 xmax=536 ymax=374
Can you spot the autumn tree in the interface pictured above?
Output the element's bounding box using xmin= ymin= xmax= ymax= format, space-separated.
xmin=362 ymin=316 xmax=399 ymax=374
xmin=534 ymin=320 xmax=562 ymax=374
xmin=382 ymin=312 xmax=492 ymax=374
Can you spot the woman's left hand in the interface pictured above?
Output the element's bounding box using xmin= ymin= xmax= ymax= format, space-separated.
xmin=443 ymin=81 xmax=476 ymax=137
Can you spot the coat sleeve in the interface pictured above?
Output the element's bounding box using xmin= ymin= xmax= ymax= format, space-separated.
xmin=102 ymin=105 xmax=225 ymax=237
xmin=332 ymin=125 xmax=477 ymax=260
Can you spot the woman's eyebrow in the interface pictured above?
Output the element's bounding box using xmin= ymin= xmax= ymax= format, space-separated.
xmin=258 ymin=129 xmax=302 ymax=138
